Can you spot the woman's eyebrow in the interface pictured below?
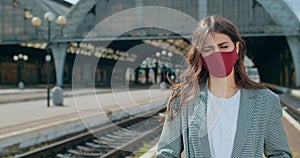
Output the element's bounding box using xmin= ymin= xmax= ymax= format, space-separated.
xmin=201 ymin=45 xmax=214 ymax=49
xmin=202 ymin=41 xmax=229 ymax=48
xmin=217 ymin=42 xmax=229 ymax=46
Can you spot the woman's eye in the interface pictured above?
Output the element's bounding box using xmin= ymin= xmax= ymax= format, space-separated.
xmin=220 ymin=46 xmax=228 ymax=49
xmin=202 ymin=48 xmax=213 ymax=52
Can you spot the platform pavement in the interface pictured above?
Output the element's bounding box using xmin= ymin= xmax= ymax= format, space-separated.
xmin=0 ymin=87 xmax=171 ymax=156
xmin=282 ymin=111 xmax=300 ymax=157
xmin=0 ymin=87 xmax=113 ymax=104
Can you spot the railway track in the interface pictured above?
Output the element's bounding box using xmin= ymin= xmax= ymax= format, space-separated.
xmin=15 ymin=109 xmax=165 ymax=158
xmin=279 ymin=94 xmax=300 ymax=121
xmin=262 ymin=82 xmax=300 ymax=122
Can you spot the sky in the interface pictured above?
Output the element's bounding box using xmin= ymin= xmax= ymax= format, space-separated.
xmin=63 ymin=0 xmax=79 ymax=5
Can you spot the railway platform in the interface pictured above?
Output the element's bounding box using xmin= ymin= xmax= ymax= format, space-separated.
xmin=0 ymin=87 xmax=170 ymax=157
xmin=282 ymin=111 xmax=300 ymax=157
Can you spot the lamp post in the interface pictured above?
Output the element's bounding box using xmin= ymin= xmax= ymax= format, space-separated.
xmin=13 ymin=54 xmax=29 ymax=90
xmin=155 ymin=51 xmax=161 ymax=83
xmin=156 ymin=50 xmax=173 ymax=84
xmin=31 ymin=12 xmax=67 ymax=107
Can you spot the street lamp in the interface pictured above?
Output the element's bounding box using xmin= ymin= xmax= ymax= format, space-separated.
xmin=158 ymin=50 xmax=173 ymax=84
xmin=154 ymin=51 xmax=161 ymax=83
xmin=31 ymin=12 xmax=67 ymax=107
xmin=167 ymin=51 xmax=173 ymax=58
xmin=13 ymin=53 xmax=29 ymax=90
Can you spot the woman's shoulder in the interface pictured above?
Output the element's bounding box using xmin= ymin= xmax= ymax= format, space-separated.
xmin=243 ymin=87 xmax=279 ymax=101
xmin=243 ymin=88 xmax=282 ymax=117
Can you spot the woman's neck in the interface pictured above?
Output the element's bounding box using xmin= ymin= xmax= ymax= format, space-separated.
xmin=208 ymin=70 xmax=238 ymax=98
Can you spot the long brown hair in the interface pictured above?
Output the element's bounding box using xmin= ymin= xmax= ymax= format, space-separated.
xmin=167 ymin=15 xmax=264 ymax=120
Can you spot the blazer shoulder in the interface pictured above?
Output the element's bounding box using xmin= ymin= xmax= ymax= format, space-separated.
xmin=246 ymin=88 xmax=281 ymax=112
xmin=245 ymin=88 xmax=279 ymax=100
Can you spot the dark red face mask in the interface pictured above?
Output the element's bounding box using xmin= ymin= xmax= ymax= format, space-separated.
xmin=201 ymin=47 xmax=239 ymax=78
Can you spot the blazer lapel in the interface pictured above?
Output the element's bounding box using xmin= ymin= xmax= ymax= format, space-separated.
xmin=231 ymin=89 xmax=257 ymax=157
xmin=188 ymin=84 xmax=212 ymax=157
xmin=188 ymin=84 xmax=258 ymax=157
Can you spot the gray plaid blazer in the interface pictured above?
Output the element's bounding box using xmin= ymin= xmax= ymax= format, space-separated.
xmin=156 ymin=86 xmax=292 ymax=158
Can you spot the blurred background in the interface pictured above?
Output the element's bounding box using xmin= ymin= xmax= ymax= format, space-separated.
xmin=0 ymin=0 xmax=299 ymax=157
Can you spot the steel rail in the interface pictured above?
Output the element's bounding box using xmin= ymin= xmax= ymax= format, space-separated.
xmin=15 ymin=108 xmax=165 ymax=158
xmin=262 ymin=82 xmax=300 ymax=121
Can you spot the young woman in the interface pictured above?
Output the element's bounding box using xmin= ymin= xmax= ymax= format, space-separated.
xmin=156 ymin=15 xmax=292 ymax=158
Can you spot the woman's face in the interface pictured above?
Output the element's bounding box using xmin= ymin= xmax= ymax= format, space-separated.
xmin=199 ymin=32 xmax=239 ymax=57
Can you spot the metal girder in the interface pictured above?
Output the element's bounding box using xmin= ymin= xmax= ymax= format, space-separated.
xmin=198 ymin=0 xmax=207 ymax=21
xmin=18 ymin=0 xmax=100 ymax=40
xmin=17 ymin=0 xmax=54 ymax=34
xmin=256 ymin=0 xmax=300 ymax=35
xmin=17 ymin=0 xmax=50 ymax=16
xmin=15 ymin=0 xmax=300 ymax=41
xmin=64 ymin=0 xmax=99 ymax=38
xmin=287 ymin=37 xmax=300 ymax=87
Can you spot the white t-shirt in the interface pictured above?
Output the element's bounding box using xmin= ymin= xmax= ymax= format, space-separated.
xmin=207 ymin=89 xmax=241 ymax=158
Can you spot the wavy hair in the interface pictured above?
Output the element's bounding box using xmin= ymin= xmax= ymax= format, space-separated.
xmin=167 ymin=15 xmax=264 ymax=121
